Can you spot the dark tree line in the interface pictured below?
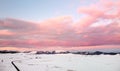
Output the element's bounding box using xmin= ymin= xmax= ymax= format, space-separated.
xmin=0 ymin=50 xmax=20 ymax=54
xmin=72 ymin=51 xmax=119 ymax=55
xmin=35 ymin=51 xmax=120 ymax=55
xmin=0 ymin=50 xmax=119 ymax=55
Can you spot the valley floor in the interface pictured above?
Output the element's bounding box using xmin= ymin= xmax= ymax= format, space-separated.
xmin=0 ymin=53 xmax=120 ymax=71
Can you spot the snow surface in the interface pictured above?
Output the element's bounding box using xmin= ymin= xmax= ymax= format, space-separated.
xmin=0 ymin=53 xmax=120 ymax=71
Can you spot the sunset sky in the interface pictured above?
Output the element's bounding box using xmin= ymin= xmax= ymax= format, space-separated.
xmin=0 ymin=0 xmax=120 ymax=51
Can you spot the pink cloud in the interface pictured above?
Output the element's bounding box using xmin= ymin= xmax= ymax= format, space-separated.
xmin=0 ymin=0 xmax=120 ymax=51
xmin=39 ymin=16 xmax=73 ymax=34
xmin=0 ymin=30 xmax=14 ymax=35
xmin=78 ymin=0 xmax=120 ymax=19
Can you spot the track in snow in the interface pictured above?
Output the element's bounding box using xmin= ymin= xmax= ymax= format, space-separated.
xmin=11 ymin=61 xmax=20 ymax=71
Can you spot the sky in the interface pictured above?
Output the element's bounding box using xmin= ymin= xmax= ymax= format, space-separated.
xmin=0 ymin=0 xmax=120 ymax=52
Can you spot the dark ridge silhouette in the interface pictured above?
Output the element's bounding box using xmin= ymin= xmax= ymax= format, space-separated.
xmin=0 ymin=50 xmax=20 ymax=54
xmin=23 ymin=51 xmax=31 ymax=53
xmin=35 ymin=51 xmax=120 ymax=55
xmin=36 ymin=51 xmax=56 ymax=54
xmin=59 ymin=51 xmax=70 ymax=54
xmin=0 ymin=50 xmax=119 ymax=55
xmin=72 ymin=51 xmax=119 ymax=55
xmin=103 ymin=52 xmax=117 ymax=55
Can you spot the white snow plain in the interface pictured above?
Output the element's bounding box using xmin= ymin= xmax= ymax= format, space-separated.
xmin=0 ymin=53 xmax=120 ymax=71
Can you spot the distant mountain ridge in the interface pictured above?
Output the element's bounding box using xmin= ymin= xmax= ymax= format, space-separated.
xmin=0 ymin=50 xmax=120 ymax=55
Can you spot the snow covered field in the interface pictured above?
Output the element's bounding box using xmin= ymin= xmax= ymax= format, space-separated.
xmin=0 ymin=53 xmax=120 ymax=71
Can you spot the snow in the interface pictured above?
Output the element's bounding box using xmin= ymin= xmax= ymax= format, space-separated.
xmin=0 ymin=53 xmax=120 ymax=71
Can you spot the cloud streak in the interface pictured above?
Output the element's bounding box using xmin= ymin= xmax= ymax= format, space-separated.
xmin=0 ymin=0 xmax=120 ymax=51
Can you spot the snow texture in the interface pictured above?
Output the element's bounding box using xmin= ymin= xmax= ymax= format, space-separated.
xmin=0 ymin=53 xmax=120 ymax=71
